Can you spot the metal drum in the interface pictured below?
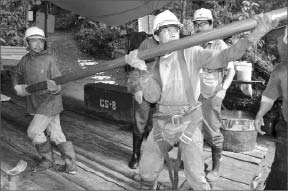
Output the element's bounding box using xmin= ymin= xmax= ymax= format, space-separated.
xmin=220 ymin=110 xmax=257 ymax=152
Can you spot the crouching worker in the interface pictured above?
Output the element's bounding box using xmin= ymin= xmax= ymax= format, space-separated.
xmin=125 ymin=10 xmax=276 ymax=190
xmin=12 ymin=26 xmax=77 ymax=174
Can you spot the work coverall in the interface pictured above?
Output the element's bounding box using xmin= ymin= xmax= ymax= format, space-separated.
xmin=138 ymin=38 xmax=254 ymax=190
xmin=127 ymin=38 xmax=158 ymax=168
xmin=127 ymin=38 xmax=158 ymax=137
xmin=199 ymin=39 xmax=234 ymax=150
xmin=13 ymin=50 xmax=66 ymax=145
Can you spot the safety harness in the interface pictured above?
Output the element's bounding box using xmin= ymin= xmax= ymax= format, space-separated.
xmin=153 ymin=49 xmax=200 ymax=190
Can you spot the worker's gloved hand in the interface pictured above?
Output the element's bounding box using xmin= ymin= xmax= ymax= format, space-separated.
xmin=248 ymin=13 xmax=279 ymax=43
xmin=240 ymin=84 xmax=253 ymax=97
xmin=47 ymin=80 xmax=61 ymax=94
xmin=211 ymin=95 xmax=222 ymax=110
xmin=212 ymin=88 xmax=226 ymax=110
xmin=125 ymin=50 xmax=147 ymax=71
xmin=140 ymin=74 xmax=161 ymax=103
xmin=254 ymin=115 xmax=266 ymax=135
xmin=14 ymin=84 xmax=30 ymax=96
xmin=134 ymin=90 xmax=143 ymax=104
xmin=215 ymin=88 xmax=227 ymax=100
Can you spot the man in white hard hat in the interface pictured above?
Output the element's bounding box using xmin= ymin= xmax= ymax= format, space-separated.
xmin=125 ymin=9 xmax=277 ymax=190
xmin=13 ymin=26 xmax=77 ymax=174
xmin=192 ymin=8 xmax=236 ymax=181
xmin=254 ymin=25 xmax=287 ymax=190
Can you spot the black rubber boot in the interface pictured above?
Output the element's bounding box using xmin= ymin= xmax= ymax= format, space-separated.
xmin=206 ymin=147 xmax=222 ymax=181
xmin=33 ymin=140 xmax=54 ymax=172
xmin=57 ymin=141 xmax=78 ymax=174
xmin=128 ymin=133 xmax=143 ymax=169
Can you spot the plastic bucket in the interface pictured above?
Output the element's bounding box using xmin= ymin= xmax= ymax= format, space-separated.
xmin=235 ymin=61 xmax=252 ymax=81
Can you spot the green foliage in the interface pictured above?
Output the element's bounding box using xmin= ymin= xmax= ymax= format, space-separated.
xmin=0 ymin=0 xmax=26 ymax=46
xmin=75 ymin=19 xmax=120 ymax=57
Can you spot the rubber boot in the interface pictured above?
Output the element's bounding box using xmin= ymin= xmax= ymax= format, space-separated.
xmin=128 ymin=133 xmax=143 ymax=169
xmin=57 ymin=141 xmax=78 ymax=174
xmin=206 ymin=147 xmax=222 ymax=181
xmin=140 ymin=179 xmax=156 ymax=190
xmin=33 ymin=140 xmax=54 ymax=172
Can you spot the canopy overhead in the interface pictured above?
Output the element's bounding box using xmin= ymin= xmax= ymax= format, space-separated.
xmin=46 ymin=0 xmax=173 ymax=26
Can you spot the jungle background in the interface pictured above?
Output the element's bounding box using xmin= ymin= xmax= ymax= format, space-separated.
xmin=1 ymin=0 xmax=287 ymax=136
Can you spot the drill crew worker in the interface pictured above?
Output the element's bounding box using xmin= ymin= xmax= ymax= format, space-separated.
xmin=125 ymin=10 xmax=276 ymax=190
xmin=254 ymin=25 xmax=287 ymax=190
xmin=127 ymin=37 xmax=158 ymax=169
xmin=13 ymin=26 xmax=77 ymax=174
xmin=193 ymin=8 xmax=236 ymax=181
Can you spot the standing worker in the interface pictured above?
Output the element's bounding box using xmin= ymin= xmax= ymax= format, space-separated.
xmin=125 ymin=10 xmax=276 ymax=190
xmin=192 ymin=8 xmax=235 ymax=181
xmin=127 ymin=37 xmax=158 ymax=169
xmin=12 ymin=26 xmax=77 ymax=174
xmin=254 ymin=25 xmax=287 ymax=190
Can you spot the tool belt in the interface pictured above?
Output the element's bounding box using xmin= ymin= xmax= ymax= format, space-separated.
xmin=202 ymin=67 xmax=226 ymax=73
xmin=153 ymin=103 xmax=202 ymax=190
xmin=154 ymin=103 xmax=202 ymax=126
xmin=153 ymin=102 xmax=202 ymax=145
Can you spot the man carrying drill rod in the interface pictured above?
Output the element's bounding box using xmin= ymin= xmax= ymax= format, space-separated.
xmin=124 ymin=9 xmax=277 ymax=190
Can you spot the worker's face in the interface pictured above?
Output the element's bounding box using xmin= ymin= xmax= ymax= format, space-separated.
xmin=194 ymin=20 xmax=212 ymax=33
xmin=158 ymin=26 xmax=180 ymax=44
xmin=28 ymin=38 xmax=45 ymax=53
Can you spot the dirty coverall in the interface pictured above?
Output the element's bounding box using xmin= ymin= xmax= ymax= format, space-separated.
xmin=199 ymin=40 xmax=234 ymax=152
xmin=13 ymin=49 xmax=66 ymax=145
xmin=137 ymin=38 xmax=254 ymax=190
xmin=127 ymin=38 xmax=158 ymax=168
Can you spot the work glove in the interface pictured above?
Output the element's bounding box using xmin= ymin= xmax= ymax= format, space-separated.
xmin=211 ymin=88 xmax=226 ymax=110
xmin=47 ymin=79 xmax=61 ymax=94
xmin=254 ymin=115 xmax=266 ymax=135
xmin=248 ymin=13 xmax=279 ymax=43
xmin=14 ymin=84 xmax=30 ymax=96
xmin=140 ymin=74 xmax=161 ymax=103
xmin=125 ymin=50 xmax=147 ymax=71
xmin=240 ymin=84 xmax=253 ymax=97
xmin=134 ymin=90 xmax=143 ymax=104
xmin=215 ymin=88 xmax=227 ymax=100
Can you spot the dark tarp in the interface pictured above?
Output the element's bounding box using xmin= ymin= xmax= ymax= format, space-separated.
xmin=46 ymin=0 xmax=173 ymax=26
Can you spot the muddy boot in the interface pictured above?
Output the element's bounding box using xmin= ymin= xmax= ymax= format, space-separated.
xmin=57 ymin=141 xmax=78 ymax=175
xmin=206 ymin=147 xmax=222 ymax=181
xmin=128 ymin=134 xmax=143 ymax=169
xmin=33 ymin=141 xmax=54 ymax=172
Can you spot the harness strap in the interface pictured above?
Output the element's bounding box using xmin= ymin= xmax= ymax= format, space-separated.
xmin=157 ymin=140 xmax=177 ymax=190
xmin=155 ymin=50 xmax=200 ymax=190
xmin=177 ymin=50 xmax=197 ymax=107
xmin=174 ymin=146 xmax=182 ymax=190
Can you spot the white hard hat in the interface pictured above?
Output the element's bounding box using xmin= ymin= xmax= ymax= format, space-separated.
xmin=192 ymin=8 xmax=213 ymax=22
xmin=25 ymin=26 xmax=45 ymax=40
xmin=152 ymin=10 xmax=183 ymax=35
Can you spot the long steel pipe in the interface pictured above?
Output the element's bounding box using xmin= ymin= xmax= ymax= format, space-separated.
xmin=26 ymin=8 xmax=287 ymax=93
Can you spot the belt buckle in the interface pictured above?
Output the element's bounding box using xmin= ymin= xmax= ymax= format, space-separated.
xmin=171 ymin=114 xmax=183 ymax=125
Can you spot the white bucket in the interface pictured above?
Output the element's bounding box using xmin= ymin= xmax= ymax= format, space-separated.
xmin=235 ymin=61 xmax=252 ymax=81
